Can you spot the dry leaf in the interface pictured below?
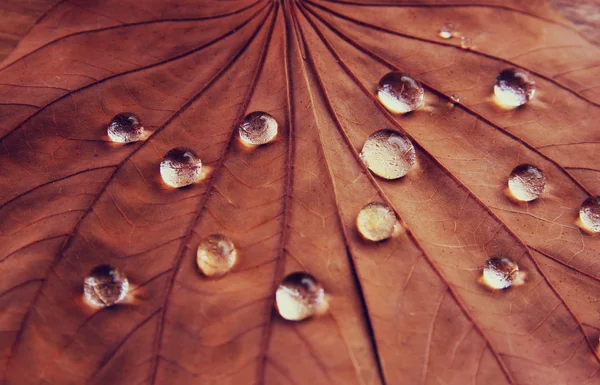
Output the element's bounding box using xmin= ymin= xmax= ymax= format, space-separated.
xmin=1 ymin=1 xmax=600 ymax=384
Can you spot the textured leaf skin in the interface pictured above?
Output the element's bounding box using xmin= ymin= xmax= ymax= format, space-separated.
xmin=1 ymin=1 xmax=600 ymax=384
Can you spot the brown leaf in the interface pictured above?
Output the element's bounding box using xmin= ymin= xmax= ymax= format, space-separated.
xmin=1 ymin=1 xmax=600 ymax=384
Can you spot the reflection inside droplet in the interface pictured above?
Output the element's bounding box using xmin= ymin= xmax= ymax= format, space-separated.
xmin=360 ymin=129 xmax=416 ymax=180
xmin=107 ymin=112 xmax=145 ymax=143
xmin=276 ymin=272 xmax=326 ymax=321
xmin=356 ymin=202 xmax=400 ymax=241
xmin=376 ymin=71 xmax=424 ymax=114
xmin=160 ymin=147 xmax=203 ymax=188
xmin=439 ymin=22 xmax=455 ymax=39
xmin=579 ymin=196 xmax=600 ymax=234
xmin=196 ymin=234 xmax=237 ymax=277
xmin=494 ymin=68 xmax=536 ymax=108
xmin=507 ymin=164 xmax=546 ymax=202
xmin=239 ymin=111 xmax=278 ymax=146
xmin=83 ymin=265 xmax=129 ymax=307
xmin=481 ymin=257 xmax=526 ymax=290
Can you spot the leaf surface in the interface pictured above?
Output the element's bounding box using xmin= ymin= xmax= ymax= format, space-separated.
xmin=1 ymin=1 xmax=600 ymax=384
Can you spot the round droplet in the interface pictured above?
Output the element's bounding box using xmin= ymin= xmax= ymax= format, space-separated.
xmin=439 ymin=22 xmax=455 ymax=39
xmin=450 ymin=94 xmax=460 ymax=103
xmin=83 ymin=265 xmax=129 ymax=307
xmin=196 ymin=234 xmax=237 ymax=277
xmin=160 ymin=147 xmax=203 ymax=188
xmin=482 ymin=257 xmax=525 ymax=290
xmin=579 ymin=196 xmax=600 ymax=233
xmin=494 ymin=68 xmax=536 ymax=107
xmin=360 ymin=129 xmax=416 ymax=180
xmin=507 ymin=164 xmax=546 ymax=202
xmin=356 ymin=202 xmax=398 ymax=241
xmin=239 ymin=111 xmax=278 ymax=146
xmin=276 ymin=272 xmax=326 ymax=321
xmin=377 ymin=71 xmax=424 ymax=114
xmin=460 ymin=36 xmax=472 ymax=49
xmin=107 ymin=112 xmax=144 ymax=143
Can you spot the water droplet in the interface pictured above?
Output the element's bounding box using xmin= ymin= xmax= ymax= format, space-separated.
xmin=377 ymin=71 xmax=424 ymax=114
xmin=356 ymin=202 xmax=399 ymax=241
xmin=494 ymin=68 xmax=536 ymax=107
xmin=579 ymin=196 xmax=600 ymax=233
xmin=107 ymin=112 xmax=144 ymax=143
xmin=460 ymin=36 xmax=472 ymax=49
xmin=160 ymin=147 xmax=203 ymax=188
xmin=276 ymin=272 xmax=326 ymax=321
xmin=482 ymin=257 xmax=525 ymax=290
xmin=83 ymin=265 xmax=129 ymax=307
xmin=439 ymin=22 xmax=455 ymax=39
xmin=239 ymin=111 xmax=278 ymax=146
xmin=196 ymin=234 xmax=237 ymax=277
xmin=507 ymin=164 xmax=546 ymax=202
xmin=450 ymin=94 xmax=460 ymax=103
xmin=360 ymin=129 xmax=416 ymax=180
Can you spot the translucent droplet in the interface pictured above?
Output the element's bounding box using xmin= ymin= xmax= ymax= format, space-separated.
xmin=494 ymin=68 xmax=536 ymax=107
xmin=460 ymin=36 xmax=472 ymax=49
xmin=196 ymin=234 xmax=237 ymax=277
xmin=276 ymin=272 xmax=326 ymax=321
xmin=450 ymin=94 xmax=460 ymax=103
xmin=83 ymin=265 xmax=129 ymax=307
xmin=439 ymin=22 xmax=455 ymax=39
xmin=239 ymin=111 xmax=278 ymax=146
xmin=482 ymin=257 xmax=525 ymax=290
xmin=579 ymin=196 xmax=600 ymax=233
xmin=107 ymin=112 xmax=144 ymax=143
xmin=356 ymin=202 xmax=399 ymax=241
xmin=507 ymin=164 xmax=546 ymax=202
xmin=360 ymin=129 xmax=416 ymax=180
xmin=377 ymin=71 xmax=424 ymax=114
xmin=160 ymin=147 xmax=203 ymax=188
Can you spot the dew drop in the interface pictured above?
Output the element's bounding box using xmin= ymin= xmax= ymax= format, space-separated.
xmin=450 ymin=94 xmax=460 ymax=103
xmin=160 ymin=147 xmax=203 ymax=188
xmin=83 ymin=265 xmax=129 ymax=307
xmin=276 ymin=272 xmax=326 ymax=321
xmin=356 ymin=202 xmax=399 ymax=241
xmin=460 ymin=36 xmax=472 ymax=49
xmin=579 ymin=196 xmax=600 ymax=233
xmin=494 ymin=68 xmax=536 ymax=107
xmin=107 ymin=112 xmax=144 ymax=143
xmin=196 ymin=234 xmax=237 ymax=277
xmin=360 ymin=129 xmax=416 ymax=180
xmin=507 ymin=164 xmax=546 ymax=202
xmin=377 ymin=71 xmax=424 ymax=114
xmin=438 ymin=22 xmax=456 ymax=39
xmin=239 ymin=111 xmax=278 ymax=146
xmin=482 ymin=257 xmax=525 ymax=290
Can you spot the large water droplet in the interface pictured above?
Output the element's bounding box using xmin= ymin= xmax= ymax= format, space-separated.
xmin=239 ymin=111 xmax=278 ymax=146
xmin=360 ymin=129 xmax=416 ymax=180
xmin=460 ymin=36 xmax=472 ymax=50
xmin=579 ymin=196 xmax=600 ymax=233
xmin=494 ymin=68 xmax=536 ymax=107
xmin=377 ymin=72 xmax=424 ymax=114
xmin=160 ymin=148 xmax=203 ymax=188
xmin=507 ymin=164 xmax=546 ymax=202
xmin=438 ymin=22 xmax=455 ymax=39
xmin=276 ymin=272 xmax=326 ymax=321
xmin=482 ymin=257 xmax=525 ymax=290
xmin=356 ymin=202 xmax=399 ymax=241
xmin=107 ymin=112 xmax=144 ymax=143
xmin=83 ymin=265 xmax=129 ymax=307
xmin=196 ymin=234 xmax=237 ymax=277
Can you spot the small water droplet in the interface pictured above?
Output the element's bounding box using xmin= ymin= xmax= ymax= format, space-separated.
xmin=494 ymin=68 xmax=536 ymax=107
xmin=482 ymin=257 xmax=525 ymax=290
xmin=356 ymin=202 xmax=399 ymax=241
xmin=377 ymin=71 xmax=424 ymax=114
xmin=450 ymin=94 xmax=460 ymax=103
xmin=196 ymin=234 xmax=237 ymax=277
xmin=107 ymin=112 xmax=144 ymax=143
xmin=360 ymin=129 xmax=416 ymax=180
xmin=276 ymin=272 xmax=326 ymax=321
xmin=160 ymin=147 xmax=203 ymax=188
xmin=239 ymin=111 xmax=278 ymax=146
xmin=83 ymin=265 xmax=129 ymax=307
xmin=507 ymin=164 xmax=546 ymax=202
xmin=460 ymin=36 xmax=472 ymax=49
xmin=439 ymin=22 xmax=455 ymax=39
xmin=579 ymin=196 xmax=600 ymax=233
